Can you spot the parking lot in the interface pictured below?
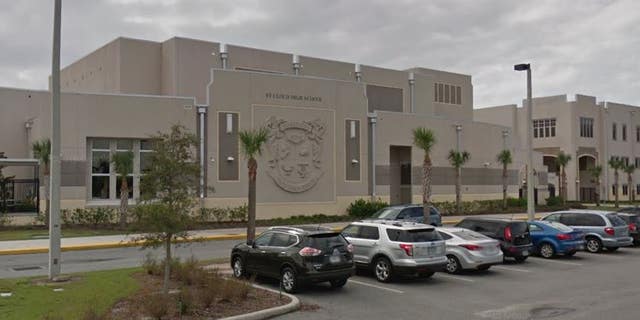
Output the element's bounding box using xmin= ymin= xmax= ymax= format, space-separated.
xmin=267 ymin=247 xmax=640 ymax=320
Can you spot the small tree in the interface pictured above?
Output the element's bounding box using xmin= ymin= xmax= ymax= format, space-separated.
xmin=555 ymin=152 xmax=572 ymax=205
xmin=496 ymin=150 xmax=513 ymax=210
xmin=111 ymin=151 xmax=134 ymax=227
xmin=609 ymin=158 xmax=625 ymax=208
xmin=131 ymin=125 xmax=199 ymax=292
xmin=32 ymin=139 xmax=51 ymax=225
xmin=412 ymin=128 xmax=437 ymax=220
xmin=624 ymin=164 xmax=636 ymax=203
xmin=238 ymin=128 xmax=268 ymax=243
xmin=589 ymin=165 xmax=603 ymax=206
xmin=448 ymin=150 xmax=470 ymax=214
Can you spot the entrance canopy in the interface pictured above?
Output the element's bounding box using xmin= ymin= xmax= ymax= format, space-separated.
xmin=0 ymin=158 xmax=39 ymax=166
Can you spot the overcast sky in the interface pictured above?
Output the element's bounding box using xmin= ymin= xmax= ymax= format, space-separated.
xmin=0 ymin=0 xmax=638 ymax=107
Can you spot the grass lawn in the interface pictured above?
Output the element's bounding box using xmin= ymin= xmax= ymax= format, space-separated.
xmin=0 ymin=268 xmax=139 ymax=320
xmin=0 ymin=228 xmax=125 ymax=242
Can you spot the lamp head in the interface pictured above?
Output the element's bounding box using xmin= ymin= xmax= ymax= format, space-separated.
xmin=514 ymin=63 xmax=530 ymax=71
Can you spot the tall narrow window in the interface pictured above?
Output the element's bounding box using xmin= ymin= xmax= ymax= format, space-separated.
xmin=622 ymin=124 xmax=627 ymax=141
xmin=580 ymin=117 xmax=594 ymax=138
xmin=444 ymin=85 xmax=450 ymax=104
xmin=612 ymin=122 xmax=617 ymax=140
xmin=456 ymin=86 xmax=462 ymax=105
xmin=91 ymin=139 xmax=111 ymax=199
xmin=636 ymin=126 xmax=640 ymax=142
xmin=434 ymin=83 xmax=438 ymax=102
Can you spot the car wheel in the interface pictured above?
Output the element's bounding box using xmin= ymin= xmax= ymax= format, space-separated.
xmin=281 ymin=267 xmax=298 ymax=293
xmin=539 ymin=243 xmax=555 ymax=259
xmin=445 ymin=255 xmax=461 ymax=274
xmin=330 ymin=278 xmax=348 ymax=288
xmin=418 ymin=271 xmax=435 ymax=278
xmin=477 ymin=265 xmax=491 ymax=271
xmin=373 ymin=257 xmax=393 ymax=282
xmin=607 ymin=247 xmax=619 ymax=252
xmin=585 ymin=237 xmax=602 ymax=253
xmin=514 ymin=256 xmax=528 ymax=263
xmin=231 ymin=256 xmax=247 ymax=279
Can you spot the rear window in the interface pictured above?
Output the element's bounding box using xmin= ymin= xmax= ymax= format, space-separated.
xmin=304 ymin=233 xmax=348 ymax=250
xmin=452 ymin=230 xmax=490 ymax=241
xmin=509 ymin=222 xmax=528 ymax=235
xmin=373 ymin=208 xmax=401 ymax=219
xmin=607 ymin=214 xmax=627 ymax=227
xmin=386 ymin=228 xmax=441 ymax=242
xmin=543 ymin=221 xmax=573 ymax=232
xmin=630 ymin=216 xmax=640 ymax=224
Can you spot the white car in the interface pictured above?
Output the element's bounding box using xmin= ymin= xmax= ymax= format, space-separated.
xmin=436 ymin=227 xmax=503 ymax=274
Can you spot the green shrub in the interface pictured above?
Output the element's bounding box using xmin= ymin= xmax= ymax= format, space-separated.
xmin=61 ymin=208 xmax=116 ymax=228
xmin=198 ymin=205 xmax=247 ymax=223
xmin=0 ymin=214 xmax=10 ymax=227
xmin=346 ymin=198 xmax=388 ymax=218
xmin=507 ymin=197 xmax=527 ymax=207
xmin=546 ymin=196 xmax=563 ymax=207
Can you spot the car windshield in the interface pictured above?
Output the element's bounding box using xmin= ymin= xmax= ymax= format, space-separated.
xmin=509 ymin=222 xmax=528 ymax=234
xmin=452 ymin=230 xmax=490 ymax=240
xmin=386 ymin=228 xmax=441 ymax=242
xmin=541 ymin=221 xmax=573 ymax=232
xmin=304 ymin=233 xmax=348 ymax=251
xmin=373 ymin=208 xmax=401 ymax=219
xmin=607 ymin=215 xmax=627 ymax=227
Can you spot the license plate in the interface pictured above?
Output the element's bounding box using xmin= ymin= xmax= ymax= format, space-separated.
xmin=521 ymin=250 xmax=529 ymax=256
xmin=329 ymin=255 xmax=341 ymax=264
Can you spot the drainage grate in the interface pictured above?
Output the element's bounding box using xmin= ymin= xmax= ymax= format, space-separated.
xmin=11 ymin=266 xmax=44 ymax=272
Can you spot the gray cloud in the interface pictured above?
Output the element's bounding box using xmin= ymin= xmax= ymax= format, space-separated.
xmin=0 ymin=0 xmax=638 ymax=107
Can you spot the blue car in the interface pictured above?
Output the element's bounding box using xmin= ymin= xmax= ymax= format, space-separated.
xmin=528 ymin=221 xmax=585 ymax=258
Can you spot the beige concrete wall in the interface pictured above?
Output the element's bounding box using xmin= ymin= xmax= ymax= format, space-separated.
xmin=603 ymin=101 xmax=640 ymax=201
xmin=119 ymin=38 xmax=162 ymax=95
xmin=59 ymin=38 xmax=121 ymax=94
xmin=227 ymin=45 xmax=293 ymax=74
xmin=299 ymin=56 xmax=354 ymax=81
xmin=206 ymin=69 xmax=369 ymax=209
xmin=409 ymin=68 xmax=473 ymax=121
xmin=165 ymin=37 xmax=221 ymax=104
xmin=361 ymin=65 xmax=410 ymax=113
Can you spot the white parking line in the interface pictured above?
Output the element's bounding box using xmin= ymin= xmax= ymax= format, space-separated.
xmin=531 ymin=258 xmax=582 ymax=266
xmin=492 ymin=266 xmax=532 ymax=273
xmin=437 ymin=274 xmax=475 ymax=283
xmin=349 ymin=280 xmax=404 ymax=294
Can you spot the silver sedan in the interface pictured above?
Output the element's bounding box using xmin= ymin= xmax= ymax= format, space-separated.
xmin=436 ymin=227 xmax=503 ymax=274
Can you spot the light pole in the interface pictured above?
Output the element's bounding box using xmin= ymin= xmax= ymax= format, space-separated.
xmin=514 ymin=63 xmax=534 ymax=222
xmin=49 ymin=0 xmax=62 ymax=280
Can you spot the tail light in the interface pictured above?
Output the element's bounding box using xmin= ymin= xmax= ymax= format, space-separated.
xmin=629 ymin=223 xmax=637 ymax=232
xmin=347 ymin=243 xmax=354 ymax=253
xmin=459 ymin=244 xmax=481 ymax=251
xmin=604 ymin=227 xmax=615 ymax=236
xmin=298 ymin=247 xmax=322 ymax=257
xmin=556 ymin=233 xmax=571 ymax=241
xmin=504 ymin=226 xmax=513 ymax=242
xmin=399 ymin=243 xmax=414 ymax=256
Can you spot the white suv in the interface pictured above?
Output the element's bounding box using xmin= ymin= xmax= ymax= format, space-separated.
xmin=341 ymin=220 xmax=447 ymax=282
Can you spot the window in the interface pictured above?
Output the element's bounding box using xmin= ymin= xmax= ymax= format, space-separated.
xmin=528 ymin=224 xmax=543 ymax=232
xmin=89 ymin=138 xmax=151 ymax=201
xmin=623 ymin=157 xmax=630 ymax=167
xmin=612 ymin=123 xmax=617 ymax=140
xmin=437 ymin=231 xmax=453 ymax=240
xmin=359 ymin=226 xmax=380 ymax=240
xmin=635 ymin=158 xmax=640 ymax=169
xmin=270 ymin=233 xmax=298 ymax=247
xmin=637 ymin=184 xmax=640 ymax=195
xmin=386 ymin=228 xmax=440 ymax=242
xmin=544 ymin=214 xmax=561 ymax=223
xmin=623 ymin=184 xmax=629 ymax=196
xmin=637 ymin=126 xmax=640 ymax=142
xmin=612 ymin=184 xmax=617 ymax=196
xmin=574 ymin=214 xmax=605 ymax=227
xmin=533 ymin=118 xmax=556 ymax=138
xmin=341 ymin=225 xmax=360 ymax=238
xmin=580 ymin=117 xmax=594 ymax=138
xmin=254 ymin=232 xmax=273 ymax=247
xmin=434 ymin=83 xmax=462 ymax=105
xmin=623 ymin=124 xmax=627 ymax=141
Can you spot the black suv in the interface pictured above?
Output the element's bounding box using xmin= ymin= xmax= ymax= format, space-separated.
xmin=230 ymin=226 xmax=355 ymax=293
xmin=455 ymin=218 xmax=533 ymax=262
xmin=616 ymin=209 xmax=640 ymax=245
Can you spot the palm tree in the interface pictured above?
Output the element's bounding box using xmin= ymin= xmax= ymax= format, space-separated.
xmin=609 ymin=158 xmax=625 ymax=208
xmin=589 ymin=165 xmax=603 ymax=206
xmin=448 ymin=150 xmax=470 ymax=214
xmin=496 ymin=150 xmax=513 ymax=210
xmin=412 ymin=128 xmax=437 ymax=220
xmin=239 ymin=128 xmax=268 ymax=243
xmin=555 ymin=152 xmax=572 ymax=205
xmin=623 ymin=164 xmax=636 ymax=203
xmin=32 ymin=139 xmax=51 ymax=226
xmin=111 ymin=151 xmax=134 ymax=227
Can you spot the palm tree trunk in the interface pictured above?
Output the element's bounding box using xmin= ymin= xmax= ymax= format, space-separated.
xmin=119 ymin=176 xmax=128 ymax=227
xmin=43 ymin=174 xmax=50 ymax=227
xmin=502 ymin=163 xmax=508 ymax=210
xmin=557 ymin=171 xmax=562 ymax=200
xmin=614 ymin=171 xmax=619 ymax=208
xmin=422 ymin=154 xmax=432 ymax=219
xmin=628 ymin=174 xmax=633 ymax=203
xmin=163 ymin=235 xmax=172 ymax=293
xmin=595 ymin=180 xmax=600 ymax=207
xmin=247 ymin=158 xmax=258 ymax=243
xmin=561 ymin=166 xmax=567 ymax=205
xmin=456 ymin=167 xmax=461 ymax=214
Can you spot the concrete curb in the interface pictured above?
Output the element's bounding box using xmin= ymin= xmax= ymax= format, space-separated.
xmin=0 ymin=214 xmax=543 ymax=256
xmin=218 ymin=283 xmax=300 ymax=320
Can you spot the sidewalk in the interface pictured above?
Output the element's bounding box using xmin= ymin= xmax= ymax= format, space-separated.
xmin=0 ymin=212 xmax=541 ymax=255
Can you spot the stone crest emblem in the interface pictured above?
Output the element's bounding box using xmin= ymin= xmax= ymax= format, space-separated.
xmin=265 ymin=116 xmax=326 ymax=193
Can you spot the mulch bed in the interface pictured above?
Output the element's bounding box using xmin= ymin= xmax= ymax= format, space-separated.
xmin=108 ymin=272 xmax=291 ymax=320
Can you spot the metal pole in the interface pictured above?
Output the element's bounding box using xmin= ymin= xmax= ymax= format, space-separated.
xmin=49 ymin=0 xmax=62 ymax=279
xmin=197 ymin=106 xmax=206 ymax=208
xmin=369 ymin=113 xmax=377 ymax=199
xmin=526 ymin=68 xmax=535 ymax=222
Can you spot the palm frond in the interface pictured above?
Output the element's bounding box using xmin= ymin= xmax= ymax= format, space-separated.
xmin=496 ymin=150 xmax=512 ymax=165
xmin=111 ymin=151 xmax=134 ymax=177
xmin=412 ymin=127 xmax=436 ymax=152
xmin=555 ymin=151 xmax=572 ymax=167
xmin=448 ymin=150 xmax=470 ymax=168
xmin=239 ymin=127 xmax=269 ymax=159
xmin=32 ymin=139 xmax=51 ymax=165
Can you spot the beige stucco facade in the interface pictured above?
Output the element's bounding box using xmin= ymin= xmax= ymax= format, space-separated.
xmin=476 ymin=94 xmax=640 ymax=202
xmin=2 ymin=36 xmax=540 ymax=218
